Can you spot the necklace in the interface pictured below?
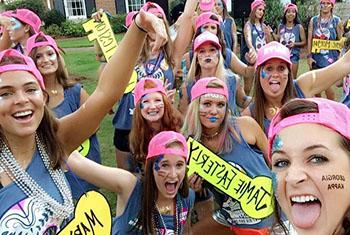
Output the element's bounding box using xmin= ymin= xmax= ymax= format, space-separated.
xmin=50 ymin=89 xmax=58 ymax=95
xmin=156 ymin=203 xmax=172 ymax=214
xmin=202 ymin=130 xmax=220 ymax=140
xmin=0 ymin=134 xmax=74 ymax=221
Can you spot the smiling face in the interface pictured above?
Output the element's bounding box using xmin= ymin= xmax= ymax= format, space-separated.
xmin=285 ymin=8 xmax=297 ymax=22
xmin=271 ymin=124 xmax=350 ymax=234
xmin=320 ymin=0 xmax=333 ymax=14
xmin=197 ymin=43 xmax=220 ymax=71
xmin=215 ymin=0 xmax=224 ymax=15
xmin=0 ymin=70 xmax=45 ymax=139
xmin=255 ymin=5 xmax=265 ymax=20
xmin=140 ymin=92 xmax=165 ymax=123
xmin=34 ymin=46 xmax=59 ymax=76
xmin=259 ymin=58 xmax=290 ymax=99
xmin=153 ymin=153 xmax=186 ymax=199
xmin=199 ymin=93 xmax=226 ymax=131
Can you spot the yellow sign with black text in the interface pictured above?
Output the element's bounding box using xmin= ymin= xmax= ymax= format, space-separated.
xmin=311 ymin=38 xmax=346 ymax=53
xmin=187 ymin=137 xmax=273 ymax=219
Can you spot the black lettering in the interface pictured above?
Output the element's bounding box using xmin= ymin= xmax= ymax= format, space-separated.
xmin=238 ymin=181 xmax=255 ymax=200
xmin=81 ymin=222 xmax=92 ymax=234
xmin=234 ymin=179 xmax=245 ymax=194
xmin=85 ymin=209 xmax=103 ymax=235
xmin=209 ymin=161 xmax=221 ymax=176
xmin=247 ymin=188 xmax=260 ymax=206
xmin=215 ymin=164 xmax=227 ymax=178
xmin=222 ymin=169 xmax=237 ymax=190
xmin=255 ymin=186 xmax=271 ymax=211
xmin=203 ymin=159 xmax=215 ymax=174
xmin=196 ymin=154 xmax=209 ymax=169
xmin=70 ymin=226 xmax=82 ymax=235
xmin=95 ymin=22 xmax=106 ymax=31
xmin=188 ymin=141 xmax=200 ymax=162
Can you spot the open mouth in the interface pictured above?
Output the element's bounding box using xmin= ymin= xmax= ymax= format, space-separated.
xmin=290 ymin=195 xmax=321 ymax=229
xmin=269 ymin=80 xmax=281 ymax=92
xmin=147 ymin=111 xmax=159 ymax=116
xmin=204 ymin=58 xmax=212 ymax=63
xmin=12 ymin=110 xmax=33 ymax=121
xmin=165 ymin=181 xmax=178 ymax=194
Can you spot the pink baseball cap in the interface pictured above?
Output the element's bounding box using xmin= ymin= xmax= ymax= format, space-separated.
xmin=284 ymin=3 xmax=298 ymax=13
xmin=27 ymin=32 xmax=59 ymax=55
xmin=6 ymin=9 xmax=41 ymax=33
xmin=125 ymin=11 xmax=138 ymax=28
xmin=0 ymin=49 xmax=45 ymax=89
xmin=195 ymin=12 xmax=222 ymax=31
xmin=141 ymin=2 xmax=166 ymax=19
xmin=194 ymin=31 xmax=221 ymax=51
xmin=268 ymin=98 xmax=350 ymax=162
xmin=191 ymin=77 xmax=228 ymax=101
xmin=251 ymin=0 xmax=265 ymax=11
xmin=134 ymin=77 xmax=167 ymax=105
xmin=256 ymin=41 xmax=292 ymax=68
xmin=146 ymin=131 xmax=189 ymax=161
xmin=320 ymin=0 xmax=336 ymax=5
xmin=199 ymin=0 xmax=215 ymax=12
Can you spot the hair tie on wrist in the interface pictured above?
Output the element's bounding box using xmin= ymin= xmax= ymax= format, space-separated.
xmin=134 ymin=15 xmax=147 ymax=33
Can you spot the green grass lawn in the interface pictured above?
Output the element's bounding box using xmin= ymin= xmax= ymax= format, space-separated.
xmin=57 ymin=34 xmax=125 ymax=48
xmin=62 ymin=38 xmax=343 ymax=215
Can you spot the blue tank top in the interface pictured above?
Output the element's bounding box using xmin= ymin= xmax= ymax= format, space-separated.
xmin=113 ymin=52 xmax=175 ymax=130
xmin=279 ymin=23 xmax=302 ymax=60
xmin=250 ymin=81 xmax=305 ymax=134
xmin=112 ymin=179 xmax=195 ymax=234
xmin=0 ymin=150 xmax=70 ymax=233
xmin=222 ymin=18 xmax=235 ymax=51
xmin=52 ymin=83 xmax=101 ymax=200
xmin=241 ymin=22 xmax=267 ymax=63
xmin=208 ymin=120 xmax=273 ymax=228
xmin=189 ymin=47 xmax=232 ymax=69
xmin=185 ymin=74 xmax=237 ymax=113
xmin=311 ymin=15 xmax=340 ymax=68
xmin=341 ymin=74 xmax=350 ymax=108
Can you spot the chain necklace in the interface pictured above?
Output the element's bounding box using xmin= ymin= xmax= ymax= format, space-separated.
xmin=0 ymin=134 xmax=74 ymax=221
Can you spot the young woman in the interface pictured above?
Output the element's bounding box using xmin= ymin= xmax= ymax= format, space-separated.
xmin=111 ymin=1 xmax=196 ymax=172
xmin=182 ymin=77 xmax=273 ymax=235
xmin=26 ymin=32 xmax=101 ymax=200
xmin=0 ymin=11 xmax=167 ymax=233
xmin=68 ymin=131 xmax=195 ymax=234
xmin=179 ymin=32 xmax=251 ymax=115
xmin=242 ymin=41 xmax=350 ymax=134
xmin=307 ymin=0 xmax=343 ymax=100
xmin=0 ymin=9 xmax=41 ymax=54
xmin=215 ymin=0 xmax=238 ymax=54
xmin=241 ymin=0 xmax=272 ymax=94
xmin=276 ymin=3 xmax=306 ymax=79
xmin=129 ymin=77 xmax=183 ymax=168
xmin=268 ymin=98 xmax=350 ymax=234
xmin=341 ymin=33 xmax=350 ymax=107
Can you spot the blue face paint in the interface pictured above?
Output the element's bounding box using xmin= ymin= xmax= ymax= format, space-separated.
xmin=208 ymin=117 xmax=218 ymax=123
xmin=140 ymin=103 xmax=144 ymax=109
xmin=154 ymin=155 xmax=164 ymax=171
xmin=272 ymin=135 xmax=283 ymax=153
xmin=200 ymin=26 xmax=205 ymax=33
xmin=10 ymin=17 xmax=23 ymax=31
xmin=271 ymin=172 xmax=278 ymax=198
xmin=261 ymin=69 xmax=268 ymax=79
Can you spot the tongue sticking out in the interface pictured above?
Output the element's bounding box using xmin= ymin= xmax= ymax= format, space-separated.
xmin=270 ymin=83 xmax=281 ymax=93
xmin=291 ymin=202 xmax=321 ymax=229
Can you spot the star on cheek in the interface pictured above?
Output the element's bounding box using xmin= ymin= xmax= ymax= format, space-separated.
xmin=272 ymin=135 xmax=283 ymax=153
xmin=154 ymin=155 xmax=167 ymax=177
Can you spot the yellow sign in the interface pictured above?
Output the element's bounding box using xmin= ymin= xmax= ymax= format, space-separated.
xmin=124 ymin=70 xmax=137 ymax=94
xmin=187 ymin=137 xmax=273 ymax=219
xmin=83 ymin=12 xmax=118 ymax=62
xmin=76 ymin=139 xmax=90 ymax=157
xmin=346 ymin=19 xmax=350 ymax=29
xmin=58 ymin=191 xmax=112 ymax=235
xmin=311 ymin=38 xmax=345 ymax=53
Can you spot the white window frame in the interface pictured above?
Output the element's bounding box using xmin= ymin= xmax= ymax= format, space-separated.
xmin=64 ymin=0 xmax=87 ymax=20
xmin=125 ymin=0 xmax=146 ymax=13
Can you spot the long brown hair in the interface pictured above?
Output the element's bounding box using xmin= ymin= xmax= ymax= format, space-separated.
xmin=135 ymin=154 xmax=189 ymax=234
xmin=271 ymin=99 xmax=350 ymax=234
xmin=0 ymin=55 xmax=65 ymax=169
xmin=251 ymin=65 xmax=297 ymax=130
xmin=129 ymin=80 xmax=183 ymax=164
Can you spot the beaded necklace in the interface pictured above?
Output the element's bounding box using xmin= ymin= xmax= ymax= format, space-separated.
xmin=152 ymin=194 xmax=183 ymax=235
xmin=0 ymin=134 xmax=74 ymax=221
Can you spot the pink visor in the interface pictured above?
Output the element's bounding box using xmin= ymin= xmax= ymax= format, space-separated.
xmin=27 ymin=32 xmax=59 ymax=55
xmin=251 ymin=0 xmax=265 ymax=11
xmin=147 ymin=131 xmax=189 ymax=161
xmin=125 ymin=11 xmax=138 ymax=28
xmin=268 ymin=98 xmax=350 ymax=162
xmin=284 ymin=3 xmax=298 ymax=13
xmin=256 ymin=41 xmax=292 ymax=68
xmin=195 ymin=12 xmax=222 ymax=31
xmin=199 ymin=0 xmax=215 ymax=12
xmin=191 ymin=77 xmax=228 ymax=101
xmin=141 ymin=2 xmax=166 ymax=19
xmin=194 ymin=31 xmax=221 ymax=51
xmin=0 ymin=49 xmax=45 ymax=89
xmin=6 ymin=9 xmax=41 ymax=33
xmin=320 ymin=0 xmax=335 ymax=5
xmin=134 ymin=77 xmax=167 ymax=105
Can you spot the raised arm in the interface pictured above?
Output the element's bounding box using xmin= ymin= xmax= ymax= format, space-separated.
xmin=307 ymin=18 xmax=316 ymax=69
xmin=58 ymin=11 xmax=168 ymax=153
xmin=0 ymin=15 xmax=13 ymax=51
xmin=231 ymin=18 xmax=238 ymax=54
xmin=297 ymin=49 xmax=350 ymax=97
xmin=229 ymin=52 xmax=255 ymax=79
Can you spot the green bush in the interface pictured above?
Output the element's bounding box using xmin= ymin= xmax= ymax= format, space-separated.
xmin=264 ymin=0 xmax=283 ymax=29
xmin=61 ymin=20 xmax=86 ymax=37
xmin=43 ymin=24 xmax=62 ymax=37
xmin=4 ymin=0 xmax=45 ymax=20
xmin=44 ymin=9 xmax=66 ymax=27
xmin=296 ymin=0 xmax=319 ymax=28
xmin=110 ymin=14 xmax=127 ymax=34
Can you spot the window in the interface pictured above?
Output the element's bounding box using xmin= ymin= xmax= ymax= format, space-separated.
xmin=125 ymin=0 xmax=146 ymax=13
xmin=64 ymin=0 xmax=87 ymax=20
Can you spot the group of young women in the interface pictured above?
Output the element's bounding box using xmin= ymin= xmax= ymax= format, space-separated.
xmin=0 ymin=0 xmax=349 ymax=234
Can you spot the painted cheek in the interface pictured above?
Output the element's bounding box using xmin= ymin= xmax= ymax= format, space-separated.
xmin=140 ymin=103 xmax=144 ymax=109
xmin=272 ymin=172 xmax=279 ymax=199
xmin=272 ymin=135 xmax=283 ymax=153
xmin=49 ymin=53 xmax=57 ymax=61
xmin=9 ymin=18 xmax=23 ymax=30
xmin=261 ymin=70 xmax=269 ymax=79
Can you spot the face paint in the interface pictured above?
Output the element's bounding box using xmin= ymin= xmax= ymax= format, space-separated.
xmin=271 ymin=172 xmax=278 ymax=198
xmin=216 ymin=0 xmax=223 ymax=8
xmin=202 ymin=93 xmax=225 ymax=99
xmin=272 ymin=135 xmax=283 ymax=153
xmin=204 ymin=58 xmax=212 ymax=63
xmin=9 ymin=17 xmax=23 ymax=31
xmin=261 ymin=69 xmax=268 ymax=79
xmin=200 ymin=26 xmax=205 ymax=33
xmin=140 ymin=102 xmax=144 ymax=109
xmin=321 ymin=174 xmax=346 ymax=190
xmin=48 ymin=53 xmax=57 ymax=62
xmin=208 ymin=116 xmax=218 ymax=122
xmin=154 ymin=155 xmax=164 ymax=172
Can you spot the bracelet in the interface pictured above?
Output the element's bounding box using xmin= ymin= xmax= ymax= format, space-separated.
xmin=133 ymin=15 xmax=147 ymax=33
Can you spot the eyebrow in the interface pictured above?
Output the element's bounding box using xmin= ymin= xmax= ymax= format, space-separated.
xmin=304 ymin=144 xmax=329 ymax=152
xmin=0 ymin=81 xmax=39 ymax=89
